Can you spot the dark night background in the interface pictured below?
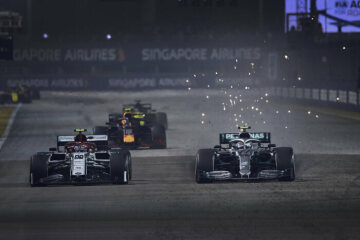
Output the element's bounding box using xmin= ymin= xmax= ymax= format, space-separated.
xmin=0 ymin=0 xmax=359 ymax=92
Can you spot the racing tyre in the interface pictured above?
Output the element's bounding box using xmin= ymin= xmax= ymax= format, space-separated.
xmin=150 ymin=124 xmax=166 ymax=149
xmin=195 ymin=149 xmax=215 ymax=183
xmin=30 ymin=153 xmax=48 ymax=187
xmin=31 ymin=89 xmax=41 ymax=100
xmin=110 ymin=150 xmax=131 ymax=184
xmin=155 ymin=112 xmax=168 ymax=129
xmin=274 ymin=147 xmax=295 ymax=181
xmin=93 ymin=126 xmax=108 ymax=135
xmin=20 ymin=92 xmax=32 ymax=104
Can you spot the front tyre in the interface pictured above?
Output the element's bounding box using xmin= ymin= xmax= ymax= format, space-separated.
xmin=30 ymin=154 xmax=48 ymax=187
xmin=275 ymin=147 xmax=295 ymax=181
xmin=195 ymin=149 xmax=215 ymax=183
xmin=110 ymin=150 xmax=131 ymax=184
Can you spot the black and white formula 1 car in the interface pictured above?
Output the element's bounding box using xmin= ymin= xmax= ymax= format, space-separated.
xmin=195 ymin=126 xmax=295 ymax=183
xmin=29 ymin=129 xmax=132 ymax=186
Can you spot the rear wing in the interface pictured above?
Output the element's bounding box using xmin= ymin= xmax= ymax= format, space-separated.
xmin=57 ymin=135 xmax=108 ymax=150
xmin=123 ymin=103 xmax=153 ymax=112
xmin=219 ymin=132 xmax=271 ymax=145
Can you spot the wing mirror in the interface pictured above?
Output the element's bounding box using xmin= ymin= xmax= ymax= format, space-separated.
xmin=214 ymin=145 xmax=221 ymax=148
xmin=49 ymin=147 xmax=57 ymax=152
xmin=268 ymin=144 xmax=276 ymax=148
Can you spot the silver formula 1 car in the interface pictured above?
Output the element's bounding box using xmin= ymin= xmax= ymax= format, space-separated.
xmin=195 ymin=126 xmax=295 ymax=183
xmin=29 ymin=129 xmax=132 ymax=186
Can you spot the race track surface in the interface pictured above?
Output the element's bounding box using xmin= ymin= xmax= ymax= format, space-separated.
xmin=0 ymin=89 xmax=359 ymax=240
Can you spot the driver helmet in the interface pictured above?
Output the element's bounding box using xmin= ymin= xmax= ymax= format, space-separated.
xmin=74 ymin=133 xmax=87 ymax=142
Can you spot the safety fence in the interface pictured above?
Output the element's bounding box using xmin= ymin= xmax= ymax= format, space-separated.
xmin=260 ymin=87 xmax=360 ymax=109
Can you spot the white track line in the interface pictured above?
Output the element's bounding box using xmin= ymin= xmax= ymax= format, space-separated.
xmin=0 ymin=103 xmax=22 ymax=150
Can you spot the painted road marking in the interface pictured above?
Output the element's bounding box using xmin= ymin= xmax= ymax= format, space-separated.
xmin=0 ymin=104 xmax=22 ymax=150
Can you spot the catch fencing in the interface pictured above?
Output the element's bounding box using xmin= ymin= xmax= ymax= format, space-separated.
xmin=258 ymin=87 xmax=360 ymax=110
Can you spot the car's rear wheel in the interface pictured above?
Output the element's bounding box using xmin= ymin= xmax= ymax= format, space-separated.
xmin=275 ymin=147 xmax=295 ymax=181
xmin=110 ymin=150 xmax=131 ymax=184
xmin=150 ymin=125 xmax=166 ymax=149
xmin=93 ymin=126 xmax=108 ymax=135
xmin=30 ymin=153 xmax=48 ymax=187
xmin=155 ymin=112 xmax=168 ymax=130
xmin=195 ymin=149 xmax=215 ymax=183
xmin=31 ymin=89 xmax=41 ymax=100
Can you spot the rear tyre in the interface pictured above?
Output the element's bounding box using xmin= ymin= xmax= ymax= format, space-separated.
xmin=20 ymin=92 xmax=32 ymax=103
xmin=110 ymin=150 xmax=131 ymax=184
xmin=275 ymin=147 xmax=295 ymax=181
xmin=195 ymin=149 xmax=215 ymax=183
xmin=155 ymin=112 xmax=168 ymax=130
xmin=30 ymin=154 xmax=48 ymax=187
xmin=93 ymin=126 xmax=108 ymax=135
xmin=150 ymin=125 xmax=166 ymax=149
xmin=31 ymin=89 xmax=41 ymax=100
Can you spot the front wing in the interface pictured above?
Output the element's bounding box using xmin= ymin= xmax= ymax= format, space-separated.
xmin=199 ymin=169 xmax=293 ymax=181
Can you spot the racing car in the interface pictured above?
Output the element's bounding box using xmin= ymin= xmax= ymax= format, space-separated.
xmin=195 ymin=126 xmax=295 ymax=183
xmin=0 ymin=85 xmax=40 ymax=104
xmin=93 ymin=110 xmax=166 ymax=149
xmin=122 ymin=100 xmax=168 ymax=129
xmin=29 ymin=129 xmax=131 ymax=186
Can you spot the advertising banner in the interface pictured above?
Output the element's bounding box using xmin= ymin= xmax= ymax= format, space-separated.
xmin=286 ymin=0 xmax=360 ymax=33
